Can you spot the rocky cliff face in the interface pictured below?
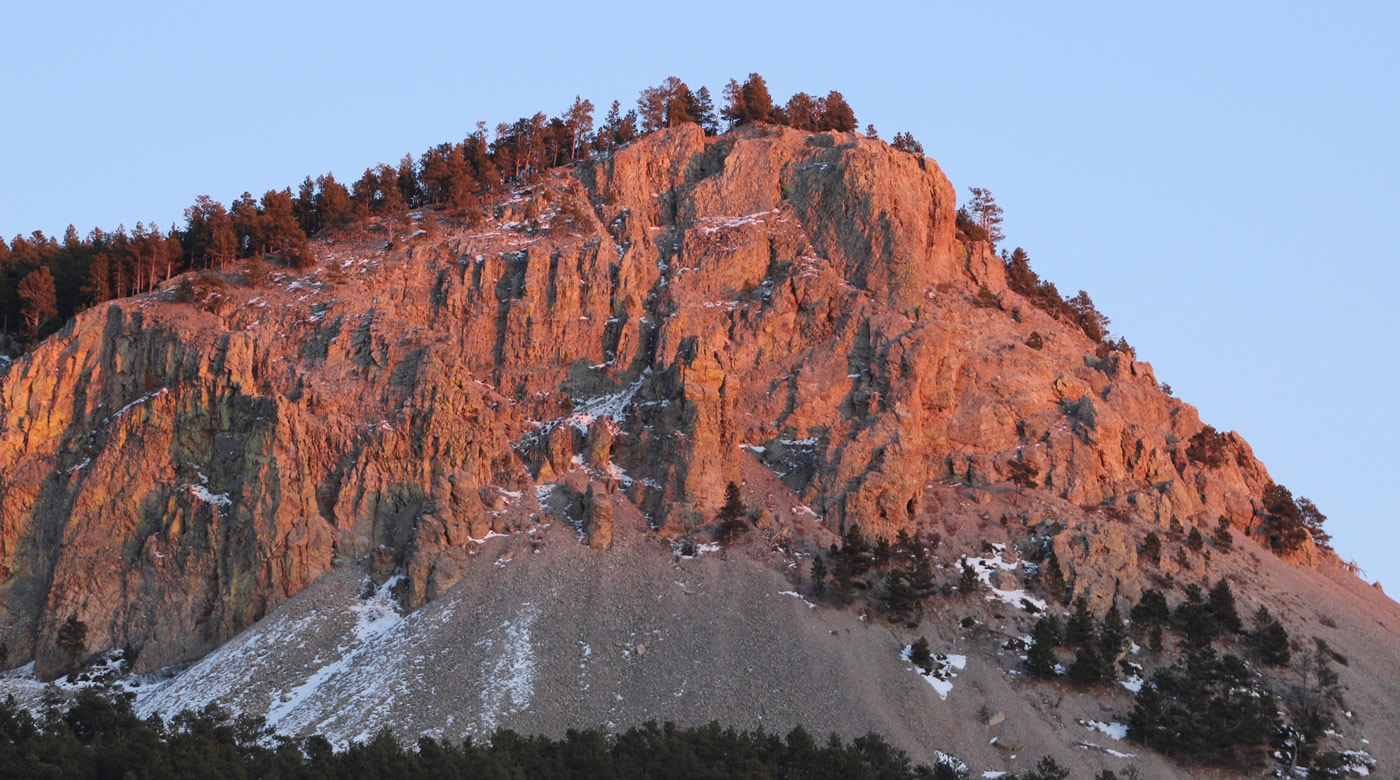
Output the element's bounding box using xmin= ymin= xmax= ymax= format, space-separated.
xmin=0 ymin=123 xmax=1313 ymax=678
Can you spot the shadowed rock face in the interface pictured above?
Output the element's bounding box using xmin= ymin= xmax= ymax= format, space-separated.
xmin=0 ymin=124 xmax=1304 ymax=678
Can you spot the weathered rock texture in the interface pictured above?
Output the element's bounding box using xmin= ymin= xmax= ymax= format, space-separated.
xmin=0 ymin=124 xmax=1331 ymax=677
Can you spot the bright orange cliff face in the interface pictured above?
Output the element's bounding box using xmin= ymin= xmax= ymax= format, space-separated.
xmin=0 ymin=125 xmax=1310 ymax=678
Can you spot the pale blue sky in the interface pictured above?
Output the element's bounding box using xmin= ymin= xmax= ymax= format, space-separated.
xmin=2 ymin=2 xmax=1396 ymax=590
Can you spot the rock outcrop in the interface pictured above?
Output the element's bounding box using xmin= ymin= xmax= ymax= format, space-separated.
xmin=0 ymin=123 xmax=1304 ymax=677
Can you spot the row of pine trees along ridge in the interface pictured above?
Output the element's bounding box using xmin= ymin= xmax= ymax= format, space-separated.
xmin=0 ymin=73 xmax=890 ymax=349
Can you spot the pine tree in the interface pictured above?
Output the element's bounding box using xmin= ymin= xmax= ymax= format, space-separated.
xmin=258 ymin=189 xmax=305 ymax=259
xmin=17 ymin=266 xmax=57 ymax=337
xmin=294 ymin=176 xmax=320 ymax=234
xmin=1127 ymin=680 xmax=1164 ymax=747
xmin=1297 ymin=496 xmax=1331 ymax=551
xmin=721 ymin=73 xmax=773 ymax=126
xmin=375 ymin=165 xmax=410 ymax=239
xmin=891 ymin=131 xmax=924 ymax=154
xmin=1207 ymin=579 xmax=1242 ymax=634
xmin=563 ymin=95 xmax=595 ymax=160
xmin=242 ymin=257 xmax=271 ymax=287
xmin=873 ymin=536 xmax=892 ymax=568
xmin=863 ymin=123 xmax=879 ymax=139
xmin=1147 ymin=624 xmax=1163 ymax=653
xmin=1248 ymin=606 xmax=1291 ymax=666
xmin=316 ymin=174 xmax=354 ymax=229
xmin=909 ymin=636 xmax=933 ymax=673
xmin=445 ymin=148 xmax=481 ymax=222
xmin=1007 ymin=458 xmax=1039 ymax=489
xmin=883 ymin=569 xmax=912 ymax=620
xmin=1026 ymin=615 xmax=1060 ymax=679
xmin=816 ymin=90 xmax=857 ymax=132
xmin=1131 ymin=589 xmax=1170 ymax=628
xmin=1066 ymin=289 xmax=1110 ymax=344
xmin=637 ymin=77 xmax=696 ymax=133
xmin=396 ymin=153 xmax=421 ymax=208
xmin=1213 ymin=516 xmax=1234 ymax=552
xmin=1175 ymin=583 xmax=1217 ymax=648
xmin=1299 ymin=638 xmax=1345 ymax=728
xmin=56 ymin=614 xmax=88 ymax=670
xmin=668 ymin=80 xmax=700 ymax=128
xmin=832 ymin=556 xmax=855 ymax=605
xmin=957 ymin=560 xmax=978 ymax=595
xmin=740 ymin=73 xmax=774 ymax=123
xmin=230 ymin=191 xmax=261 ymax=257
xmin=693 ymin=87 xmax=718 ymax=135
xmin=807 ymin=553 xmax=827 ymax=590
xmin=1187 ymin=526 xmax=1205 ymax=552
xmin=1067 ymin=646 xmax=1105 ymax=687
xmin=287 ymin=238 xmax=317 ymax=270
xmin=1098 ymin=603 xmax=1127 ymax=673
xmin=1173 ymin=545 xmax=1190 ymax=570
xmin=841 ymin=523 xmax=872 ymax=575
xmin=1041 ymin=551 xmax=1066 ymax=602
xmin=421 ymin=212 xmax=440 ymax=240
xmin=1142 ymin=531 xmax=1162 ymax=565
xmin=717 ymin=481 xmax=748 ymax=543
xmin=784 ymin=92 xmax=820 ymax=131
xmin=910 ymin=555 xmax=936 ymax=600
xmin=1066 ymin=597 xmax=1095 ymax=646
xmin=82 ymin=250 xmax=114 ymax=305
xmin=965 ymin=187 xmax=1004 ymax=246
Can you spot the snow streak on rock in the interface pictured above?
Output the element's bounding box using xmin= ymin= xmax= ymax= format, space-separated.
xmin=472 ymin=603 xmax=540 ymax=735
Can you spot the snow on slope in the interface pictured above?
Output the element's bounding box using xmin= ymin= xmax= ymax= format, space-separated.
xmin=125 ymin=567 xmax=538 ymax=748
xmin=963 ymin=545 xmax=1047 ymax=612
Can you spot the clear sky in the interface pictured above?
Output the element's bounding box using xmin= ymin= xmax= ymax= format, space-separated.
xmin=3 ymin=2 xmax=1396 ymax=591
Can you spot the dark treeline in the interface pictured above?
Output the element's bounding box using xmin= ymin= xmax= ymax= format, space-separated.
xmin=0 ymin=688 xmax=978 ymax=779
xmin=0 ymin=73 xmax=899 ymax=354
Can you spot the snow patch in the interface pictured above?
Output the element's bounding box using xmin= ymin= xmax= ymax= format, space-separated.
xmin=778 ymin=436 xmax=818 ymax=447
xmin=1076 ymin=741 xmax=1137 ymax=759
xmin=472 ymin=603 xmax=539 ymax=735
xmin=694 ymin=209 xmax=777 ymax=235
xmin=262 ymin=576 xmax=406 ymax=730
xmin=105 ymin=388 xmax=168 ymax=424
xmin=185 ymin=484 xmax=232 ymax=508
xmin=673 ymin=541 xmax=722 ymax=559
xmin=902 ymin=646 xmax=966 ymax=701
xmin=777 ymin=591 xmax=816 ymax=609
xmin=1339 ymin=749 xmax=1376 ymax=775
xmin=1080 ymin=719 xmax=1129 ymax=741
xmin=935 ymin=751 xmax=968 ymax=775
xmin=962 ymin=545 xmax=1048 ymax=612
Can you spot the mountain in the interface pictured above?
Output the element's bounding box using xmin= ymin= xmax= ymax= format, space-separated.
xmin=1 ymin=123 xmax=1395 ymax=777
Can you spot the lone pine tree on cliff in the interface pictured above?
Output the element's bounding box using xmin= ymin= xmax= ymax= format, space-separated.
xmin=717 ymin=481 xmax=748 ymax=543
xmin=965 ymin=187 xmax=1005 ymax=245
